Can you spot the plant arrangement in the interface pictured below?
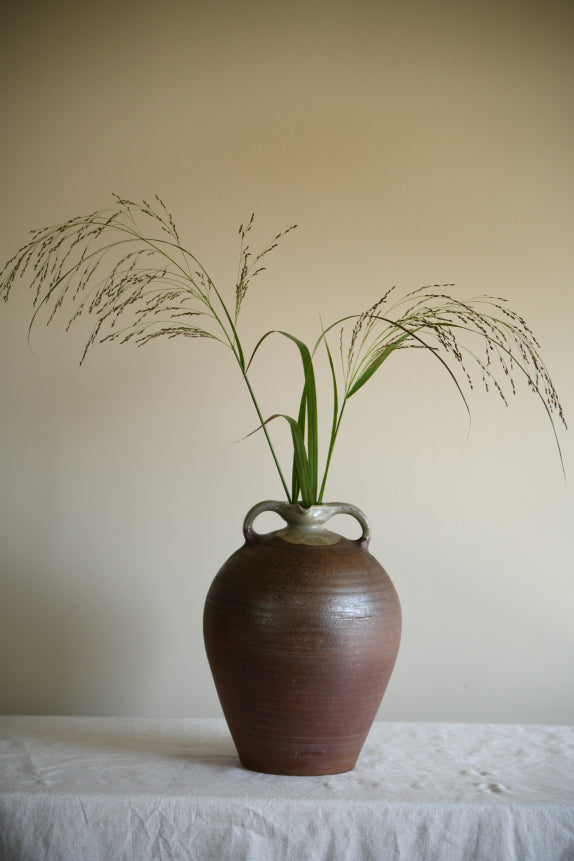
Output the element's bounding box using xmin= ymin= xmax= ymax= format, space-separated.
xmin=1 ymin=195 xmax=566 ymax=504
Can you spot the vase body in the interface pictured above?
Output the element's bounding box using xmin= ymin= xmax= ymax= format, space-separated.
xmin=203 ymin=501 xmax=401 ymax=775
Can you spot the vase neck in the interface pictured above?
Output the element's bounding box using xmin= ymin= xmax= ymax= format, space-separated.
xmin=243 ymin=501 xmax=371 ymax=547
xmin=277 ymin=503 xmax=342 ymax=546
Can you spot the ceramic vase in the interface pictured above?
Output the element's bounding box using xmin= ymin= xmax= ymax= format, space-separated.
xmin=203 ymin=500 xmax=401 ymax=775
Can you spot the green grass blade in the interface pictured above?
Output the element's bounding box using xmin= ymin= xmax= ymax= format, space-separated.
xmin=246 ymin=329 xmax=319 ymax=503
xmin=284 ymin=413 xmax=315 ymax=507
xmin=291 ymin=385 xmax=307 ymax=502
xmin=276 ymin=331 xmax=318 ymax=502
xmin=242 ymin=411 xmax=314 ymax=506
xmin=318 ymin=331 xmax=340 ymax=503
xmin=347 ymin=335 xmax=409 ymax=397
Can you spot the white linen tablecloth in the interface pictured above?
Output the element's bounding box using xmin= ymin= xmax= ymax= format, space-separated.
xmin=0 ymin=716 xmax=572 ymax=860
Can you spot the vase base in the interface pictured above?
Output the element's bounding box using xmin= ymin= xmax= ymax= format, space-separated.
xmin=238 ymin=755 xmax=358 ymax=776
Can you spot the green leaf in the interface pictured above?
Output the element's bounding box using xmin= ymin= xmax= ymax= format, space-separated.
xmin=247 ymin=329 xmax=319 ymax=504
xmin=347 ymin=336 xmax=408 ymax=397
xmin=276 ymin=331 xmax=318 ymax=502
xmin=291 ymin=385 xmax=307 ymax=503
xmin=317 ymin=330 xmax=340 ymax=503
xmin=283 ymin=413 xmax=315 ymax=507
xmin=240 ymin=411 xmax=314 ymax=506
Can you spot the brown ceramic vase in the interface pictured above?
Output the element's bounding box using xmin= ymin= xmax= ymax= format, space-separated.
xmin=203 ymin=500 xmax=401 ymax=775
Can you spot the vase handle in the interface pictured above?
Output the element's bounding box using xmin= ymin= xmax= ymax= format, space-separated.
xmin=243 ymin=500 xmax=371 ymax=547
xmin=325 ymin=502 xmax=372 ymax=547
xmin=243 ymin=501 xmax=290 ymax=542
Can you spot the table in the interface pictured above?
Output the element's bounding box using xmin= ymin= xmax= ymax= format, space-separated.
xmin=1 ymin=717 xmax=573 ymax=860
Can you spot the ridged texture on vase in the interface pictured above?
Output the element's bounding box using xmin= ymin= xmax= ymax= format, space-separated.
xmin=203 ymin=530 xmax=401 ymax=775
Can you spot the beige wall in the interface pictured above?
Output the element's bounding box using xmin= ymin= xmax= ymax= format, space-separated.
xmin=1 ymin=0 xmax=572 ymax=722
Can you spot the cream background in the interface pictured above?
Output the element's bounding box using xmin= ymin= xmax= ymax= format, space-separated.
xmin=0 ymin=0 xmax=572 ymax=722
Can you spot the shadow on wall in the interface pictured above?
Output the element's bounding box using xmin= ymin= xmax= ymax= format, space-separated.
xmin=0 ymin=555 xmax=158 ymax=715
